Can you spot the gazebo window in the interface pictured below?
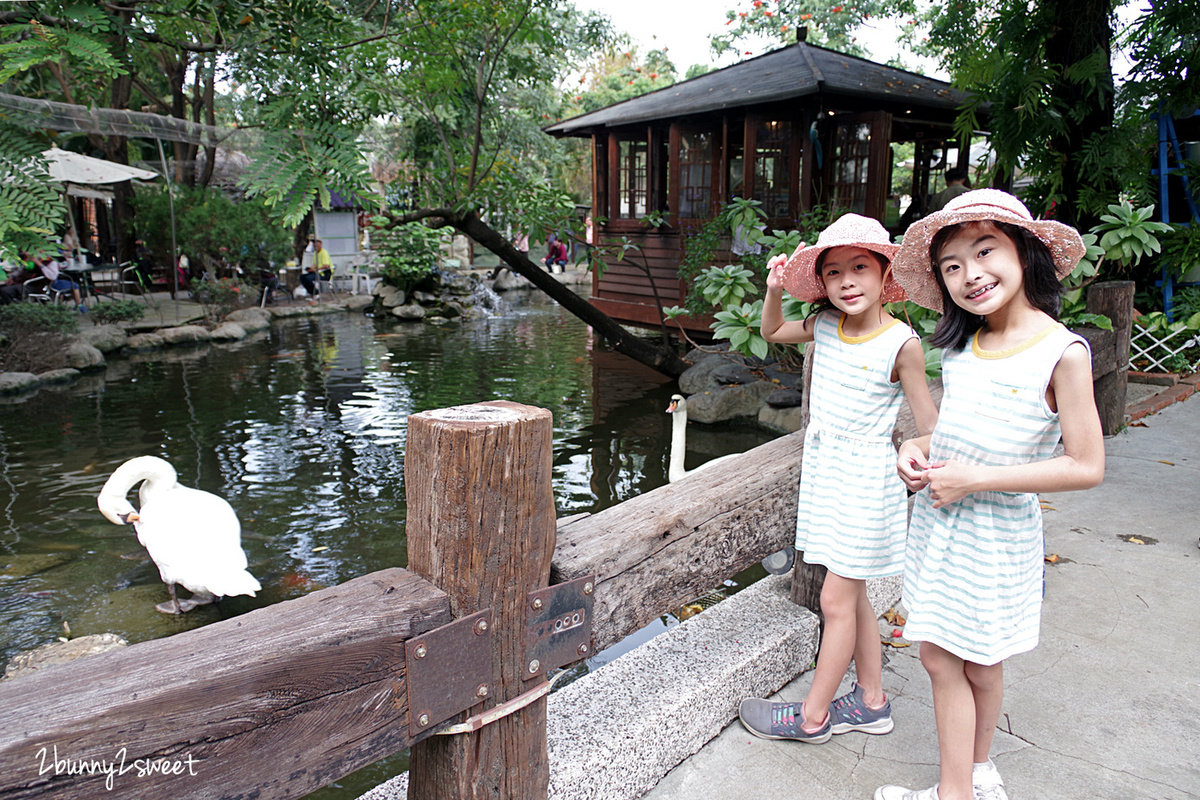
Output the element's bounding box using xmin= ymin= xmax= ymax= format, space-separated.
xmin=829 ymin=121 xmax=872 ymax=214
xmin=754 ymin=120 xmax=791 ymax=219
xmin=677 ymin=131 xmax=714 ymax=219
xmin=617 ymin=138 xmax=649 ymax=219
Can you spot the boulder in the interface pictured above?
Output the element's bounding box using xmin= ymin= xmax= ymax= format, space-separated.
xmin=493 ymin=270 xmax=532 ymax=291
xmin=712 ymin=362 xmax=763 ymax=386
xmin=679 ymin=351 xmax=739 ymax=395
xmin=758 ymin=404 xmax=805 ymax=433
xmin=122 ymin=332 xmax=165 ymax=353
xmin=225 ymin=308 xmax=272 ymax=332
xmin=79 ymin=324 xmax=127 ymax=353
xmin=4 ymin=633 xmax=128 ymax=681
xmin=0 ymin=372 xmax=40 ymax=396
xmin=377 ymin=285 xmax=406 ymax=308
xmin=391 ymin=304 xmax=426 ymax=321
xmin=344 ymin=294 xmax=375 ymax=312
xmin=412 ymin=290 xmax=438 ymax=305
xmin=210 ymin=322 xmax=248 ymax=341
xmin=63 ymin=341 xmax=105 ymax=370
xmin=35 ymin=368 xmax=81 ymax=386
xmin=159 ymin=325 xmax=212 ymax=345
xmin=764 ymin=387 xmax=803 ymax=408
xmin=441 ymin=302 xmax=463 ymax=319
xmin=685 ymin=381 xmax=779 ymax=424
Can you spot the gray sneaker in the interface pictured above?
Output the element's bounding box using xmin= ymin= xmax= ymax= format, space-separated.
xmin=829 ymin=682 xmax=894 ymax=734
xmin=738 ymin=698 xmax=831 ymax=744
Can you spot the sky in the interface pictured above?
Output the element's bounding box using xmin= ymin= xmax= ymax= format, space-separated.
xmin=571 ymin=0 xmax=946 ymax=79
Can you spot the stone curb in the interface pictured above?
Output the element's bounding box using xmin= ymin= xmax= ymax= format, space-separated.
xmin=1126 ymin=371 xmax=1200 ymax=422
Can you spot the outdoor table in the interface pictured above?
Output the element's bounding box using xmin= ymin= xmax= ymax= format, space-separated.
xmin=62 ymin=263 xmax=107 ymax=302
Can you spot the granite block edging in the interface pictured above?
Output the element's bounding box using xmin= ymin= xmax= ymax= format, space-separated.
xmin=358 ymin=573 xmax=903 ymax=800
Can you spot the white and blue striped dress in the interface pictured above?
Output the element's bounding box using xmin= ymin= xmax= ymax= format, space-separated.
xmin=795 ymin=310 xmax=918 ymax=579
xmin=903 ymin=323 xmax=1089 ymax=665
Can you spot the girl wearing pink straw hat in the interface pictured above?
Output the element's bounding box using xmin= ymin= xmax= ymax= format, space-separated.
xmin=877 ymin=190 xmax=1106 ymax=800
xmin=739 ymin=213 xmax=938 ymax=746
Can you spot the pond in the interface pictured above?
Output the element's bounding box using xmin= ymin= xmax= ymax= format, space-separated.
xmin=0 ymin=292 xmax=780 ymax=798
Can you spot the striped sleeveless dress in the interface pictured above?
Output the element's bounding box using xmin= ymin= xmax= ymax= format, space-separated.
xmin=902 ymin=323 xmax=1089 ymax=665
xmin=795 ymin=310 xmax=918 ymax=579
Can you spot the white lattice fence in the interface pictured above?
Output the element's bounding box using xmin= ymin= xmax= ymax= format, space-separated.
xmin=1130 ymin=322 xmax=1200 ymax=373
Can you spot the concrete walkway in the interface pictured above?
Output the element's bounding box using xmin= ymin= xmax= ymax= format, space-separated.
xmin=643 ymin=395 xmax=1200 ymax=800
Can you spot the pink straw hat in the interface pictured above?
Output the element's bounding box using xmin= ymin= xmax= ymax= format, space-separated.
xmin=892 ymin=189 xmax=1086 ymax=312
xmin=780 ymin=213 xmax=905 ymax=304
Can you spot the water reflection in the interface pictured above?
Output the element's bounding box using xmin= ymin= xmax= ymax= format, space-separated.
xmin=0 ymin=294 xmax=778 ymax=797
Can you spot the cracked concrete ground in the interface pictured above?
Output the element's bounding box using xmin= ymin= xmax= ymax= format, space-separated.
xmin=643 ymin=397 xmax=1200 ymax=800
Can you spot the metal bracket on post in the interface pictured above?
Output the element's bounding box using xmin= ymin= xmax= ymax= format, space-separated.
xmin=523 ymin=575 xmax=596 ymax=681
xmin=405 ymin=608 xmax=493 ymax=738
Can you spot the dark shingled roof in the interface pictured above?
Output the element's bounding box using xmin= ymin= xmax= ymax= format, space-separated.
xmin=546 ymin=41 xmax=969 ymax=136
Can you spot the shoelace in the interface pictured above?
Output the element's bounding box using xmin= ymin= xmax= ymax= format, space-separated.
xmin=974 ymin=784 xmax=1007 ymax=800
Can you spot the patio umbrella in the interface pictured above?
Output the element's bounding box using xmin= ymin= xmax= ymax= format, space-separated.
xmin=41 ymin=147 xmax=158 ymax=185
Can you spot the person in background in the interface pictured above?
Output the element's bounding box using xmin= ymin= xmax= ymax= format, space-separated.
xmin=313 ymin=239 xmax=333 ymax=282
xmin=543 ymin=235 xmax=568 ymax=273
xmin=300 ymin=265 xmax=320 ymax=304
xmin=928 ymin=168 xmax=971 ymax=213
xmin=34 ymin=252 xmax=86 ymax=312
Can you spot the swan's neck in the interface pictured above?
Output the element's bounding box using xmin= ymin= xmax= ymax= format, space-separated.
xmin=668 ymin=407 xmax=688 ymax=483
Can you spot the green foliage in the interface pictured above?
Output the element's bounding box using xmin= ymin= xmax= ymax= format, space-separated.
xmin=1092 ymin=200 xmax=1173 ymax=270
xmin=712 ymin=301 xmax=769 ymax=360
xmin=699 ymin=264 xmax=759 ymax=308
xmin=0 ymin=303 xmax=78 ymax=373
xmin=193 ymin=277 xmax=250 ymax=321
xmin=712 ymin=0 xmax=916 ymax=58
xmin=131 ymin=186 xmax=291 ymax=269
xmin=1158 ymin=225 xmax=1200 ymax=280
xmin=371 ymin=218 xmax=445 ymax=292
xmin=567 ymin=47 xmax=678 ymax=115
xmin=1132 ymin=308 xmax=1200 ymax=373
xmin=88 ymin=300 xmax=146 ymax=326
xmin=0 ymin=124 xmax=66 ymax=261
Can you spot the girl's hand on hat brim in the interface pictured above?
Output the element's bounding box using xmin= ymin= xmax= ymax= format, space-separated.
xmin=766 ymin=254 xmax=787 ymax=292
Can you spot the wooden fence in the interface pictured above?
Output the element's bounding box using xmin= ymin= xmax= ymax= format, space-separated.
xmin=0 ymin=402 xmax=803 ymax=800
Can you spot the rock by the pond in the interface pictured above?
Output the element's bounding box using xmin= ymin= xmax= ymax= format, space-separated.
xmin=679 ymin=351 xmax=741 ymax=395
xmin=345 ymin=294 xmax=374 ymax=312
xmin=759 ymin=403 xmax=805 ymax=433
xmin=35 ymin=368 xmax=81 ymax=386
xmin=1 ymin=552 xmax=71 ymax=579
xmin=765 ymin=387 xmax=803 ymax=408
xmin=122 ymin=332 xmax=165 ymax=353
xmin=492 ymin=270 xmax=531 ymax=291
xmin=225 ymin=308 xmax=272 ymax=332
xmin=685 ymin=381 xmax=779 ymax=424
xmin=0 ymin=372 xmax=40 ymax=396
xmin=441 ymin=302 xmax=463 ymax=319
xmin=712 ymin=362 xmax=764 ymax=386
xmin=377 ymin=285 xmax=406 ymax=308
xmin=79 ymin=324 xmax=127 ymax=353
xmin=4 ymin=633 xmax=128 ymax=681
xmin=412 ymin=290 xmax=438 ymax=305
xmin=210 ymin=322 xmax=248 ymax=341
xmin=64 ymin=341 xmax=105 ymax=370
xmin=391 ymin=304 xmax=426 ymax=321
xmin=159 ymin=325 xmax=212 ymax=345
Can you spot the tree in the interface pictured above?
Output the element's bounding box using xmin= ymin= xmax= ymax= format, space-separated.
xmin=711 ymin=0 xmax=916 ymax=58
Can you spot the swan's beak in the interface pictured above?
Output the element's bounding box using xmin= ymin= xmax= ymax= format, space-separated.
xmin=121 ymin=512 xmax=140 ymax=524
xmin=666 ymin=400 xmax=679 ymax=414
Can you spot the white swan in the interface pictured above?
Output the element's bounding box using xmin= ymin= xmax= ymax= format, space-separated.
xmin=97 ymin=456 xmax=261 ymax=614
xmin=666 ymin=394 xmax=743 ymax=483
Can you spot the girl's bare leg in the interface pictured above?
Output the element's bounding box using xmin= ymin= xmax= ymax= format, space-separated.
xmin=964 ymin=660 xmax=1004 ymax=762
xmin=920 ymin=641 xmax=975 ymax=800
xmin=851 ymin=583 xmax=886 ymax=707
xmin=802 ymin=573 xmax=864 ymax=730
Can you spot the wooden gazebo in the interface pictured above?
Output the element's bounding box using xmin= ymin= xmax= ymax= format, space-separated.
xmin=546 ymin=38 xmax=982 ymax=332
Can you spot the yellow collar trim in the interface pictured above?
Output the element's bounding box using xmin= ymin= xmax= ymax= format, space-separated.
xmin=972 ymin=323 xmax=1063 ymax=359
xmin=838 ymin=314 xmax=902 ymax=344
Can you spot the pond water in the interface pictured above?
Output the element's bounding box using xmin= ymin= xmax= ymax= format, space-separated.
xmin=0 ymin=293 xmax=779 ymax=798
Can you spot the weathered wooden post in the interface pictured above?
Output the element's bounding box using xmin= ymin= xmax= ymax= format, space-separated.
xmin=405 ymin=401 xmax=557 ymax=800
xmin=1085 ymin=280 xmax=1136 ymax=434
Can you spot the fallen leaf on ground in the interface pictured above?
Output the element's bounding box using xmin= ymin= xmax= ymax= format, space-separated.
xmin=881 ymin=639 xmax=911 ymax=648
xmin=1129 ymin=537 xmax=1145 ymax=545
xmin=1129 ymin=421 xmax=1148 ymax=427
xmin=1040 ymin=502 xmax=1056 ymax=511
xmin=1045 ymin=553 xmax=1059 ymax=564
xmin=1158 ymin=460 xmax=1175 ymax=466
xmin=883 ymin=607 xmax=907 ymax=626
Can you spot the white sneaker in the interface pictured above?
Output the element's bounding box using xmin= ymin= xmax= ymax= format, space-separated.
xmin=875 ymin=785 xmax=939 ymax=800
xmin=973 ymin=760 xmax=1009 ymax=800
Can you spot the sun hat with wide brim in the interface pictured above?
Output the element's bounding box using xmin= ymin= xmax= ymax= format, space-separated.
xmin=892 ymin=188 xmax=1086 ymax=312
xmin=780 ymin=213 xmax=905 ymax=304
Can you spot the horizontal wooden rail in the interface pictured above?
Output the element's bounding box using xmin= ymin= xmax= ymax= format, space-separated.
xmin=552 ymin=431 xmax=805 ymax=653
xmin=0 ymin=568 xmax=450 ymax=800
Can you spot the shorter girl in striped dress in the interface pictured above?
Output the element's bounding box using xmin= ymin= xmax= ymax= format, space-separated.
xmin=739 ymin=214 xmax=938 ymax=744
xmin=878 ymin=190 xmax=1105 ymax=800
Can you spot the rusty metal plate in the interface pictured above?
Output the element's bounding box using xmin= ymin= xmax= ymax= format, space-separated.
xmin=524 ymin=575 xmax=596 ymax=680
xmin=405 ymin=608 xmax=492 ymax=737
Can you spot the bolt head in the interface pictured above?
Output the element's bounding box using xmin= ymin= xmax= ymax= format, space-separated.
xmin=475 ymin=618 xmax=488 ymax=634
xmin=528 ymin=659 xmax=541 ymax=674
xmin=418 ymin=714 xmax=430 ymax=727
xmin=477 ymin=684 xmax=489 ymax=697
xmin=577 ymin=643 xmax=589 ymax=656
xmin=583 ymin=581 xmax=594 ymax=595
xmin=532 ymin=597 xmax=543 ymax=609
xmin=414 ymin=644 xmax=427 ymax=658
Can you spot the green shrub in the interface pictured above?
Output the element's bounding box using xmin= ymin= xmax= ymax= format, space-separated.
xmin=0 ymin=303 xmax=78 ymax=373
xmin=193 ymin=277 xmax=251 ymax=321
xmin=89 ymin=300 xmax=146 ymax=326
xmin=371 ymin=217 xmax=444 ymax=291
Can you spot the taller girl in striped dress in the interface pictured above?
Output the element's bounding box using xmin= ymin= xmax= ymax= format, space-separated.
xmin=879 ymin=190 xmax=1105 ymax=800
xmin=739 ymin=214 xmax=937 ymax=745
